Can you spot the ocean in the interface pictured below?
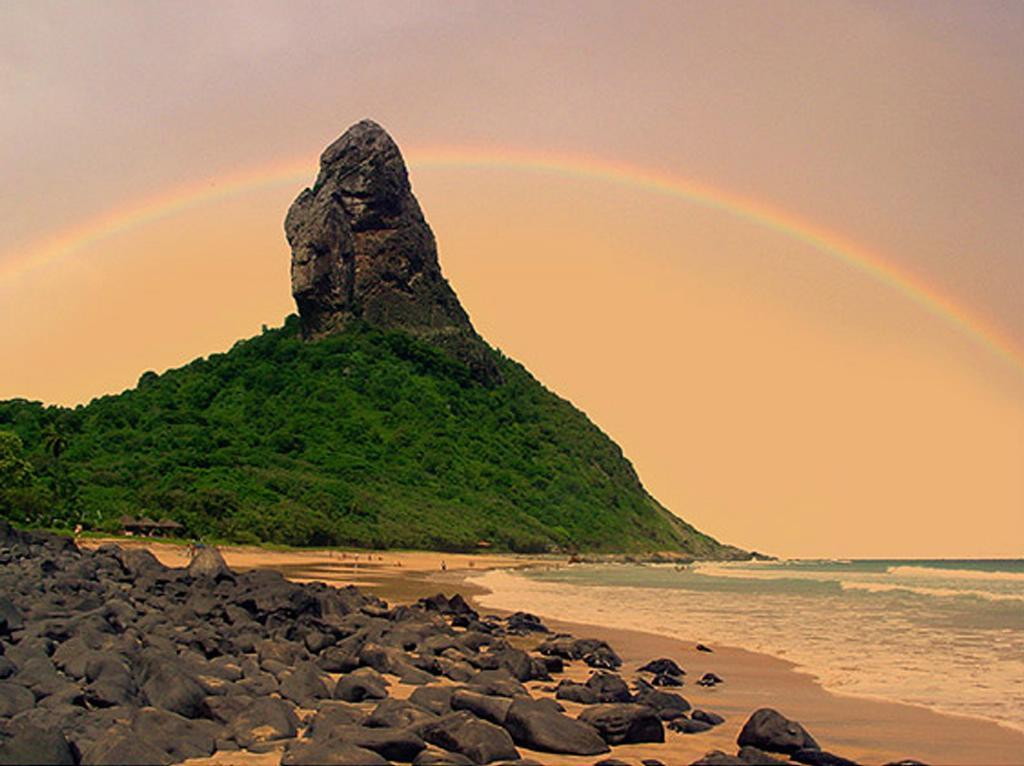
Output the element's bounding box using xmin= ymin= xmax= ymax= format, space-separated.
xmin=468 ymin=558 xmax=1024 ymax=733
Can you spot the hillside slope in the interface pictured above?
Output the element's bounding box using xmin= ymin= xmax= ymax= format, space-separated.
xmin=0 ymin=318 xmax=737 ymax=555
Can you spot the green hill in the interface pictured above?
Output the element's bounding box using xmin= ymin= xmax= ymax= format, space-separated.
xmin=0 ymin=121 xmax=744 ymax=557
xmin=0 ymin=317 xmax=735 ymax=555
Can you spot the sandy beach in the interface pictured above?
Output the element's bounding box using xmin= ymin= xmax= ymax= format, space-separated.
xmin=88 ymin=539 xmax=1024 ymax=765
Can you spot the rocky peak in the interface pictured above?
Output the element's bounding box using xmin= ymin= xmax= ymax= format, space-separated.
xmin=285 ymin=120 xmax=500 ymax=384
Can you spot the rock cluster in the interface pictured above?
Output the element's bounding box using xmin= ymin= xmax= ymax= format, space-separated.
xmin=0 ymin=522 xmax=926 ymax=766
xmin=285 ymin=120 xmax=501 ymax=385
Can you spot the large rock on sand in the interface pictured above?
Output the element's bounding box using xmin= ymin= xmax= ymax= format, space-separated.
xmin=503 ymin=698 xmax=609 ymax=755
xmin=421 ymin=711 xmax=519 ymax=764
xmin=282 ymin=739 xmax=388 ymax=766
xmin=579 ymin=703 xmax=664 ymax=745
xmin=334 ymin=667 xmax=389 ymax=702
xmin=187 ymin=546 xmax=233 ymax=581
xmin=0 ymin=726 xmax=75 ymax=765
xmin=737 ymin=708 xmax=819 ymax=755
xmin=227 ymin=697 xmax=298 ymax=748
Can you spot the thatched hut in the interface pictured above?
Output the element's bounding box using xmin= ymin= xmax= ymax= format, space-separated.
xmin=120 ymin=515 xmax=182 ymax=537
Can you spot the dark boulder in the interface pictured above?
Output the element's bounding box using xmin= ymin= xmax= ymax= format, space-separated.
xmin=651 ymin=672 xmax=684 ymax=687
xmin=140 ymin=662 xmax=207 ymax=718
xmin=466 ymin=668 xmax=527 ymax=698
xmin=0 ymin=682 xmax=34 ymax=717
xmin=689 ymin=752 xmax=745 ymax=766
xmin=791 ymin=749 xmax=862 ymax=766
xmin=366 ymin=698 xmax=438 ymax=729
xmin=204 ymin=693 xmax=254 ymax=725
xmin=503 ymin=698 xmax=609 ymax=756
xmin=279 ymin=660 xmax=331 ymax=706
xmin=505 ymin=612 xmax=549 ymax=634
xmin=697 ymin=672 xmax=724 ymax=687
xmin=318 ymin=725 xmax=426 ymax=761
xmin=281 ymin=739 xmax=389 ymax=766
xmin=228 ymin=697 xmax=299 ymax=748
xmin=0 ymin=725 xmax=74 ymax=765
xmin=77 ymin=723 xmax=173 ymax=766
xmin=487 ymin=647 xmax=535 ymax=682
xmin=583 ymin=643 xmax=623 ymax=670
xmin=409 ymin=685 xmax=456 ymax=716
xmin=578 ymin=703 xmax=664 ymax=745
xmin=555 ymin=680 xmax=598 ymax=705
xmin=737 ymin=746 xmax=789 ymax=764
xmin=305 ymin=701 xmax=367 ymax=736
xmin=11 ymin=656 xmax=68 ymax=700
xmin=639 ymin=658 xmax=685 ymax=677
xmin=736 ymin=708 xmax=819 ymax=755
xmin=186 ymin=546 xmax=233 ymax=581
xmin=413 ymin=748 xmax=475 ymax=765
xmin=635 ymin=687 xmax=691 ymax=719
xmin=420 ymin=711 xmax=520 ymax=764
xmin=334 ymin=667 xmax=389 ymax=702
xmin=585 ymin=671 xmax=632 ymax=703
xmin=691 ymin=709 xmax=724 ymax=726
xmin=669 ymin=718 xmax=714 ymax=734
xmin=451 ymin=689 xmax=513 ymax=725
xmin=0 ymin=598 xmax=23 ymax=634
xmin=129 ymin=707 xmax=219 ymax=762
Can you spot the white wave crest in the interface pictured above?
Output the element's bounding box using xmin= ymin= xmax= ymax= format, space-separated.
xmin=886 ymin=565 xmax=1024 ymax=582
xmin=840 ymin=580 xmax=1024 ymax=602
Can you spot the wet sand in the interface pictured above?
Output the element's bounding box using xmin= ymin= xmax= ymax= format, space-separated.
xmin=95 ymin=539 xmax=1024 ymax=765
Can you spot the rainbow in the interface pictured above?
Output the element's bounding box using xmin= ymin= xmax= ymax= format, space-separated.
xmin=3 ymin=146 xmax=1021 ymax=373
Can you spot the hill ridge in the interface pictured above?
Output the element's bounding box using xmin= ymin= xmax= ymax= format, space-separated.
xmin=0 ymin=121 xmax=745 ymax=558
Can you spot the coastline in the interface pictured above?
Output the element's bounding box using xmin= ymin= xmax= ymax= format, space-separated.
xmin=464 ymin=581 xmax=1024 ymax=765
xmin=95 ymin=539 xmax=1024 ymax=765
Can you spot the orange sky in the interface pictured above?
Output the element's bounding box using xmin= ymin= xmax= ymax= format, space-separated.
xmin=1 ymin=1 xmax=1021 ymax=557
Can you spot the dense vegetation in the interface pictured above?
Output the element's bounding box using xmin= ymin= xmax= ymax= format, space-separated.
xmin=0 ymin=316 xmax=731 ymax=555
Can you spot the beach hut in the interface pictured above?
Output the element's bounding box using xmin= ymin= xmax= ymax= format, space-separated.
xmin=154 ymin=519 xmax=184 ymax=537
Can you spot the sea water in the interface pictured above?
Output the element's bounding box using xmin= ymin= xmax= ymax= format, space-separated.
xmin=468 ymin=559 xmax=1024 ymax=732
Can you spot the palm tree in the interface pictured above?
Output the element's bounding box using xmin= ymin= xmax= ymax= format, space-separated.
xmin=42 ymin=423 xmax=68 ymax=462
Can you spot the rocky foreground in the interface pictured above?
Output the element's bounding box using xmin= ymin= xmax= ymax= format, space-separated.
xmin=0 ymin=524 xmax=923 ymax=766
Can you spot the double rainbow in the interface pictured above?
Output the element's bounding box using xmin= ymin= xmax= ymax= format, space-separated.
xmin=3 ymin=146 xmax=1021 ymax=374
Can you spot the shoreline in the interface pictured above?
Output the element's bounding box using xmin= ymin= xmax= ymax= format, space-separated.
xmin=92 ymin=539 xmax=1024 ymax=765
xmin=459 ymin=569 xmax=1024 ymax=765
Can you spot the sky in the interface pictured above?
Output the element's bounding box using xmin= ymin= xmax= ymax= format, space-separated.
xmin=1 ymin=0 xmax=1021 ymax=557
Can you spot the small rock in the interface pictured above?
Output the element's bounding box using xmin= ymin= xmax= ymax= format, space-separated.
xmin=691 ymin=709 xmax=725 ymax=726
xmin=670 ymin=717 xmax=714 ymax=734
xmin=639 ymin=658 xmax=685 ymax=676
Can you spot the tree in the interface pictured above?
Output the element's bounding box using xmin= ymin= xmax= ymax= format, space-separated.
xmin=42 ymin=423 xmax=68 ymax=461
xmin=0 ymin=431 xmax=33 ymax=489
